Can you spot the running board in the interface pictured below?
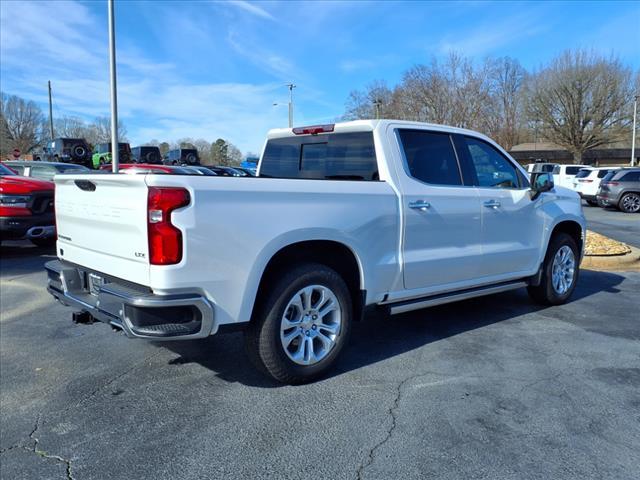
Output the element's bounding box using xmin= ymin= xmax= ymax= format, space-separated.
xmin=388 ymin=280 xmax=528 ymax=315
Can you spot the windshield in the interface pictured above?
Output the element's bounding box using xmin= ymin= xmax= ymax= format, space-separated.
xmin=601 ymin=170 xmax=619 ymax=182
xmin=0 ymin=163 xmax=16 ymax=175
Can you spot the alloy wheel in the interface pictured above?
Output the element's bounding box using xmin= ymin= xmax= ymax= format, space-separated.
xmin=551 ymin=245 xmax=575 ymax=295
xmin=280 ymin=285 xmax=342 ymax=366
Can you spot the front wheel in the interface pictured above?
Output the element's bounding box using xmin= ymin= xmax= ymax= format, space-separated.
xmin=244 ymin=263 xmax=352 ymax=384
xmin=527 ymin=233 xmax=579 ymax=306
xmin=619 ymin=193 xmax=640 ymax=213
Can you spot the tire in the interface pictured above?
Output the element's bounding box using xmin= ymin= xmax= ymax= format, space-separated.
xmin=72 ymin=144 xmax=87 ymax=160
xmin=244 ymin=263 xmax=352 ymax=384
xmin=597 ymin=198 xmax=608 ymax=208
xmin=586 ymin=200 xmax=598 ymax=207
xmin=30 ymin=237 xmax=56 ymax=248
xmin=527 ymin=233 xmax=579 ymax=306
xmin=619 ymin=192 xmax=640 ymax=213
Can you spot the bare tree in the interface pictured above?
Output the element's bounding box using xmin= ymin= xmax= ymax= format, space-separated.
xmin=343 ymin=80 xmax=395 ymax=120
xmin=526 ymin=50 xmax=634 ymax=163
xmin=485 ymin=57 xmax=527 ymax=150
xmin=54 ymin=116 xmax=88 ymax=139
xmin=193 ymin=139 xmax=211 ymax=164
xmin=85 ymin=116 xmax=128 ymax=145
xmin=394 ymin=53 xmax=493 ymax=131
xmin=226 ymin=143 xmax=243 ymax=166
xmin=0 ymin=92 xmax=44 ymax=153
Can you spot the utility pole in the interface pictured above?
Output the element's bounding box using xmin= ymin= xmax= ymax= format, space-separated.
xmin=47 ymin=81 xmax=54 ymax=141
xmin=286 ymin=83 xmax=296 ymax=128
xmin=108 ymin=0 xmax=119 ymax=172
xmin=373 ymin=99 xmax=382 ymax=119
xmin=631 ymin=95 xmax=638 ymax=167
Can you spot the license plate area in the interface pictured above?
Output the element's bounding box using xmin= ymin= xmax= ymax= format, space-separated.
xmin=87 ymin=273 xmax=109 ymax=296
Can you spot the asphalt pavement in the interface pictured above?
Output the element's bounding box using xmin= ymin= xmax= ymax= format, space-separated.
xmin=582 ymin=203 xmax=639 ymax=248
xmin=1 ymin=239 xmax=639 ymax=480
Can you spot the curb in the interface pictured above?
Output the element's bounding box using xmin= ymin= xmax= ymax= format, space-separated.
xmin=581 ymin=246 xmax=640 ymax=272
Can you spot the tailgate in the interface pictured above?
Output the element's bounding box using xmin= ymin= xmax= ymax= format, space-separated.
xmin=54 ymin=174 xmax=150 ymax=286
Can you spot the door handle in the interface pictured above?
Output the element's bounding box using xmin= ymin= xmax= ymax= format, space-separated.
xmin=483 ymin=200 xmax=501 ymax=209
xmin=409 ymin=200 xmax=431 ymax=211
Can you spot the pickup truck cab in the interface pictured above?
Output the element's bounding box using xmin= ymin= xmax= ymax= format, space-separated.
xmin=45 ymin=120 xmax=585 ymax=383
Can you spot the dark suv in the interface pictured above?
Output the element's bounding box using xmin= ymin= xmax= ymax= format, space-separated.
xmin=131 ymin=146 xmax=162 ymax=164
xmin=44 ymin=138 xmax=92 ymax=167
xmin=597 ymin=168 xmax=640 ymax=213
xmin=163 ymin=148 xmax=200 ymax=165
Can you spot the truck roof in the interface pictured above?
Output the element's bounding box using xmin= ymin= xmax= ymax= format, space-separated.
xmin=266 ymin=119 xmax=497 ymax=143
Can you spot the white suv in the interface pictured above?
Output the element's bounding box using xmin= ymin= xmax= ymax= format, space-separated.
xmin=571 ymin=167 xmax=618 ymax=206
xmin=551 ymin=164 xmax=589 ymax=189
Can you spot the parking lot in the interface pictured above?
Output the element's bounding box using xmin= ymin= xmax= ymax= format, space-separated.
xmin=1 ymin=208 xmax=639 ymax=480
xmin=583 ymin=206 xmax=640 ymax=248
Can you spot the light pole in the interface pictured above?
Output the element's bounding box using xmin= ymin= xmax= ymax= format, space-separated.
xmin=286 ymin=83 xmax=296 ymax=128
xmin=631 ymin=94 xmax=638 ymax=167
xmin=108 ymin=0 xmax=119 ymax=173
xmin=47 ymin=80 xmax=54 ymax=141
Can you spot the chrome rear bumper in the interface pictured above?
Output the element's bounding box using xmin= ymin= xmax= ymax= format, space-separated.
xmin=45 ymin=260 xmax=216 ymax=340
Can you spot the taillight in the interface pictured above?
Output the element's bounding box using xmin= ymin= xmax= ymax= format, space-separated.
xmin=147 ymin=187 xmax=190 ymax=265
xmin=292 ymin=124 xmax=335 ymax=135
xmin=608 ymin=182 xmax=620 ymax=186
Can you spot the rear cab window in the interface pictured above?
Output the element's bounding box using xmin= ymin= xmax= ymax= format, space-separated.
xmin=260 ymin=132 xmax=379 ymax=180
xmin=397 ymin=129 xmax=462 ymax=186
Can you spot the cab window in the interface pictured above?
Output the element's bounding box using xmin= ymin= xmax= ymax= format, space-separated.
xmin=397 ymin=130 xmax=462 ymax=186
xmin=461 ymin=136 xmax=521 ymax=189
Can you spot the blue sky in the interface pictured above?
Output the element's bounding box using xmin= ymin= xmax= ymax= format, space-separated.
xmin=1 ymin=0 xmax=638 ymax=154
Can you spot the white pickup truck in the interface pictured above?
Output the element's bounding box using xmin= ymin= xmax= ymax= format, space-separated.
xmin=46 ymin=120 xmax=585 ymax=383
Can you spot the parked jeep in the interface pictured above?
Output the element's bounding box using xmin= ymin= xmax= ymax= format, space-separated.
xmin=46 ymin=138 xmax=92 ymax=167
xmin=92 ymin=143 xmax=132 ymax=168
xmin=163 ymin=148 xmax=200 ymax=165
xmin=131 ymin=146 xmax=162 ymax=164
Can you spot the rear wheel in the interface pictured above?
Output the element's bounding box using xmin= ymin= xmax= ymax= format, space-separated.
xmin=244 ymin=263 xmax=352 ymax=384
xmin=586 ymin=199 xmax=598 ymax=207
xmin=619 ymin=193 xmax=640 ymax=213
xmin=528 ymin=233 xmax=579 ymax=306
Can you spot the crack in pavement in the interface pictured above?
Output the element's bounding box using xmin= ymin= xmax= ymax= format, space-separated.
xmin=1 ymin=350 xmax=163 ymax=479
xmin=29 ymin=415 xmax=75 ymax=480
xmin=355 ymin=373 xmax=425 ymax=480
xmin=353 ymin=367 xmax=593 ymax=480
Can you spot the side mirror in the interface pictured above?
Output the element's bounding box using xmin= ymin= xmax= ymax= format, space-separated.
xmin=530 ymin=172 xmax=554 ymax=200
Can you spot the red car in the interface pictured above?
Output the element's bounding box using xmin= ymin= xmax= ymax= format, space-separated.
xmin=0 ymin=163 xmax=56 ymax=247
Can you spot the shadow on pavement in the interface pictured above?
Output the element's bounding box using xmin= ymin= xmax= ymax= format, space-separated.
xmin=0 ymin=242 xmax=56 ymax=277
xmin=157 ymin=268 xmax=626 ymax=388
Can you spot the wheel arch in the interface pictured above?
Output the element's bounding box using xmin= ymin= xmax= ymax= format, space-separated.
xmin=249 ymin=240 xmax=365 ymax=324
xmin=549 ymin=220 xmax=584 ymax=260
